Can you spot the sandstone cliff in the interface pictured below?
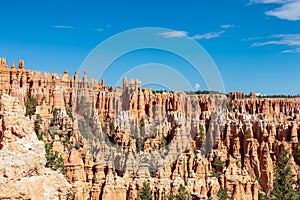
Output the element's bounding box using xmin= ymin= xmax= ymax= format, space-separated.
xmin=0 ymin=59 xmax=299 ymax=200
xmin=0 ymin=94 xmax=71 ymax=200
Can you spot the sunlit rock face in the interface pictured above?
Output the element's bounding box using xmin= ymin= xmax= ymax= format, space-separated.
xmin=0 ymin=94 xmax=71 ymax=200
xmin=0 ymin=60 xmax=299 ymax=199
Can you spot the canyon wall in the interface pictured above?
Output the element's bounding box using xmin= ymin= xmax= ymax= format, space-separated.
xmin=0 ymin=59 xmax=299 ymax=199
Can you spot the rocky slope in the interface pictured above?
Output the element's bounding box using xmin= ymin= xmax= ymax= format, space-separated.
xmin=0 ymin=94 xmax=71 ymax=200
xmin=0 ymin=58 xmax=299 ymax=199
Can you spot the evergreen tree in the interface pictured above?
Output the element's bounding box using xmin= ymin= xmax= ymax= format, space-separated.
xmin=217 ymin=188 xmax=230 ymax=200
xmin=137 ymin=181 xmax=153 ymax=200
xmin=34 ymin=114 xmax=42 ymax=133
xmin=167 ymin=185 xmax=191 ymax=200
xmin=176 ymin=185 xmax=191 ymax=200
xmin=198 ymin=125 xmax=205 ymax=147
xmin=258 ymin=192 xmax=269 ymax=200
xmin=271 ymin=150 xmax=297 ymax=200
xmin=25 ymin=92 xmax=37 ymax=118
xmin=45 ymin=143 xmax=66 ymax=174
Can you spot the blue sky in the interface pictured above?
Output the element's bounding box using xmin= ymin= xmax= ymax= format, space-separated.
xmin=0 ymin=0 xmax=300 ymax=94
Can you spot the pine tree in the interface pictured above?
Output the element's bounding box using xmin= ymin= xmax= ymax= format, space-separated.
xmin=137 ymin=181 xmax=153 ymax=200
xmin=25 ymin=92 xmax=37 ymax=118
xmin=217 ymin=188 xmax=230 ymax=200
xmin=167 ymin=185 xmax=191 ymax=200
xmin=45 ymin=143 xmax=66 ymax=174
xmin=176 ymin=184 xmax=191 ymax=200
xmin=271 ymin=150 xmax=296 ymax=200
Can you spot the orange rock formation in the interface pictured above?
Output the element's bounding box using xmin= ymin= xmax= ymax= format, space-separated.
xmin=0 ymin=58 xmax=299 ymax=200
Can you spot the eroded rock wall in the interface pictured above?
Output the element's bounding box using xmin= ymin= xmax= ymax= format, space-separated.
xmin=0 ymin=60 xmax=299 ymax=200
xmin=0 ymin=94 xmax=71 ymax=200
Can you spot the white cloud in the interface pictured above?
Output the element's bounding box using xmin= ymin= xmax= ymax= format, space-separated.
xmin=252 ymin=34 xmax=300 ymax=46
xmin=242 ymin=36 xmax=263 ymax=41
xmin=251 ymin=34 xmax=300 ymax=53
xmin=282 ymin=48 xmax=300 ymax=53
xmin=266 ymin=1 xmax=300 ymax=20
xmin=221 ymin=24 xmax=235 ymax=29
xmin=192 ymin=31 xmax=225 ymax=40
xmin=250 ymin=0 xmax=300 ymax=20
xmin=94 ymin=28 xmax=103 ymax=31
xmin=158 ymin=29 xmax=226 ymax=40
xmin=53 ymin=25 xmax=74 ymax=29
xmin=158 ymin=31 xmax=188 ymax=38
xmin=250 ymin=0 xmax=289 ymax=3
xmin=194 ymin=83 xmax=200 ymax=90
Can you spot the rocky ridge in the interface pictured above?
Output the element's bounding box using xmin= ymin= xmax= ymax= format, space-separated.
xmin=0 ymin=58 xmax=299 ymax=199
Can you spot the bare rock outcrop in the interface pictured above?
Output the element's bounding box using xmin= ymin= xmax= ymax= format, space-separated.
xmin=0 ymin=58 xmax=299 ymax=200
xmin=0 ymin=94 xmax=71 ymax=200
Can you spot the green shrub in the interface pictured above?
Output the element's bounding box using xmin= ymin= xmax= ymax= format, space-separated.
xmin=217 ymin=188 xmax=230 ymax=200
xmin=136 ymin=138 xmax=145 ymax=153
xmin=74 ymin=143 xmax=80 ymax=150
xmin=213 ymin=158 xmax=225 ymax=167
xmin=66 ymin=191 xmax=75 ymax=200
xmin=167 ymin=184 xmax=191 ymax=200
xmin=176 ymin=185 xmax=191 ymax=200
xmin=34 ymin=114 xmax=42 ymax=133
xmin=25 ymin=92 xmax=37 ymax=118
xmin=137 ymin=181 xmax=153 ymax=200
xmin=66 ymin=107 xmax=74 ymax=120
xmin=148 ymin=165 xmax=156 ymax=177
xmin=45 ymin=143 xmax=65 ymax=175
xmin=36 ymin=132 xmax=44 ymax=141
xmin=256 ymin=177 xmax=262 ymax=186
xmin=212 ymin=168 xmax=222 ymax=178
xmin=258 ymin=192 xmax=269 ymax=200
xmin=65 ymin=135 xmax=70 ymax=144
xmin=198 ymin=125 xmax=205 ymax=147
